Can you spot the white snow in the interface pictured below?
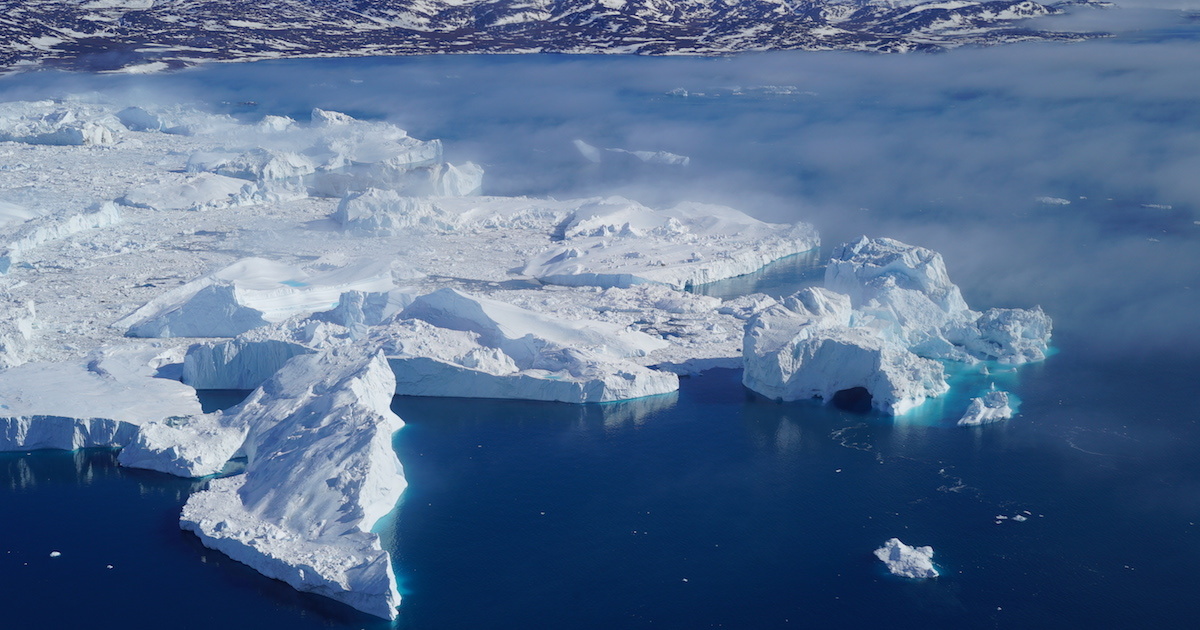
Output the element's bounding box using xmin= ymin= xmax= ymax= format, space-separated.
xmin=524 ymin=197 xmax=819 ymax=290
xmin=180 ymin=349 xmax=406 ymax=620
xmin=1 ymin=202 xmax=122 ymax=274
xmin=826 ymin=236 xmax=1051 ymax=364
xmin=116 ymin=257 xmax=397 ymax=337
xmin=0 ymin=345 xmax=203 ymax=451
xmin=874 ymin=538 xmax=939 ymax=578
xmin=0 ymin=100 xmax=119 ymax=146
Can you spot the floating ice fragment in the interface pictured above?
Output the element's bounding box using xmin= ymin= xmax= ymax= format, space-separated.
xmin=957 ymin=388 xmax=1013 ymax=426
xmin=874 ymin=538 xmax=938 ymax=579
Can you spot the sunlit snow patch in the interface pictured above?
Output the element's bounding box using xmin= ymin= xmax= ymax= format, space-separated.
xmin=116 ymin=257 xmax=398 ymax=338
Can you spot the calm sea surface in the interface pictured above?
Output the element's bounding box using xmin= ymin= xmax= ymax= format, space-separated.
xmin=2 ymin=21 xmax=1200 ymax=628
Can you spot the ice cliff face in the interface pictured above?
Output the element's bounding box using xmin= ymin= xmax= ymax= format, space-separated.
xmin=742 ymin=287 xmax=949 ymax=414
xmin=180 ymin=349 xmax=407 ymax=620
xmin=0 ymin=345 xmax=203 ymax=451
xmin=742 ymin=237 xmax=1050 ymax=414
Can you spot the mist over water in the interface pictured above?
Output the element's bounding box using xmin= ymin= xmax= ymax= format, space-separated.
xmin=2 ymin=12 xmax=1199 ymax=628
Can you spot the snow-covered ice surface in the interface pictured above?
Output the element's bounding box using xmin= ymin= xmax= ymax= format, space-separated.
xmin=874 ymin=538 xmax=940 ymax=578
xmin=826 ymin=236 xmax=1052 ymax=364
xmin=180 ymin=349 xmax=406 ymax=620
xmin=0 ymin=344 xmax=202 ymax=451
xmin=524 ymin=197 xmax=818 ymax=290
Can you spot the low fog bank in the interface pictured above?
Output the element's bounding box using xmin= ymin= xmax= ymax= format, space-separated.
xmin=1 ymin=21 xmax=1197 ymax=362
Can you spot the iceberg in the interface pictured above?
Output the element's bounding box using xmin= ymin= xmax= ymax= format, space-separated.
xmin=117 ymin=410 xmax=246 ymax=478
xmin=874 ymin=538 xmax=939 ymax=579
xmin=180 ymin=349 xmax=406 ymax=620
xmin=957 ymin=388 xmax=1013 ymax=426
xmin=400 ymin=287 xmax=667 ymax=360
xmin=186 ymin=148 xmax=316 ymax=183
xmin=382 ymin=318 xmax=677 ymax=403
xmin=334 ymin=192 xmax=578 ymax=236
xmin=0 ymin=345 xmax=203 ymax=451
xmin=573 ymin=139 xmax=691 ymax=166
xmin=117 ymin=257 xmax=397 ymax=338
xmin=120 ymin=172 xmax=303 ymax=212
xmin=524 ymin=197 xmax=819 ymax=290
xmin=826 ymin=236 xmax=1051 ymax=364
xmin=741 ymin=288 xmax=948 ymax=414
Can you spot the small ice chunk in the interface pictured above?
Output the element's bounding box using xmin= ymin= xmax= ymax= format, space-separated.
xmin=957 ymin=389 xmax=1013 ymax=426
xmin=874 ymin=538 xmax=938 ymax=579
xmin=49 ymin=551 xmax=61 ymax=558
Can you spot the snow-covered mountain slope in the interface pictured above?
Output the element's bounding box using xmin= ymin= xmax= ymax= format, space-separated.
xmin=0 ymin=0 xmax=1107 ymax=72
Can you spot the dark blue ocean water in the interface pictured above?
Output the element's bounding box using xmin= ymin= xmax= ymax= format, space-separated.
xmin=3 ymin=350 xmax=1199 ymax=629
xmin=3 ymin=16 xmax=1200 ymax=629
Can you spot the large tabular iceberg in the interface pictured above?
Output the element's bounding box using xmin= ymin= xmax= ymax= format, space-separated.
xmin=0 ymin=345 xmax=202 ymax=451
xmin=180 ymin=349 xmax=407 ymax=620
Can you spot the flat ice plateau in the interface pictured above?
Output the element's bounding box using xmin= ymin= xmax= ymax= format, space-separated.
xmin=0 ymin=97 xmax=1048 ymax=618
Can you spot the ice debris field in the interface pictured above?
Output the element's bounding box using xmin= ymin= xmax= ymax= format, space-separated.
xmin=0 ymin=98 xmax=1050 ymax=618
